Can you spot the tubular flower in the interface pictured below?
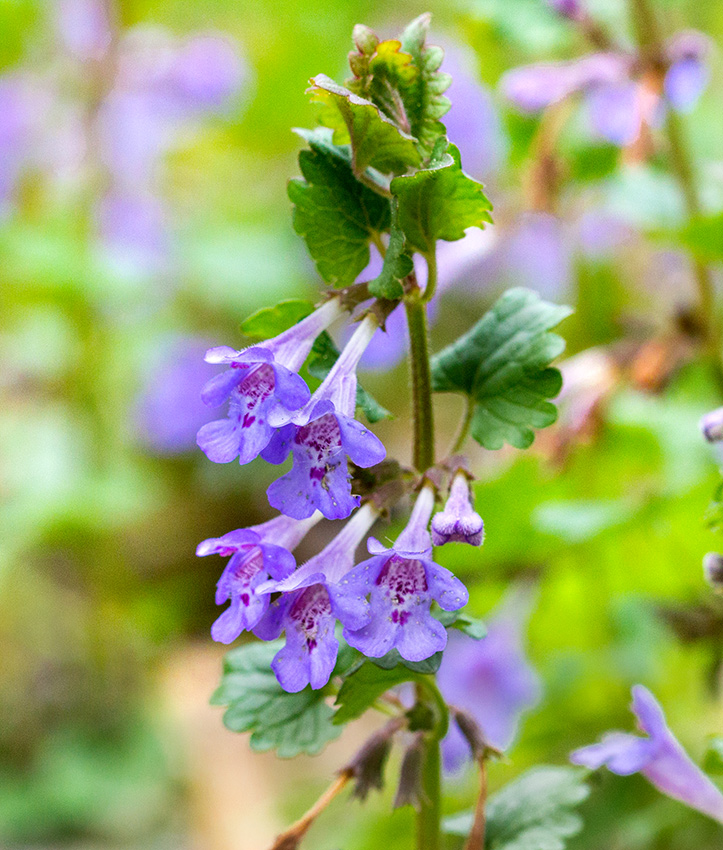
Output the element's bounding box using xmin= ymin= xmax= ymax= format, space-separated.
xmin=263 ymin=315 xmax=386 ymax=520
xmin=197 ymin=512 xmax=322 ymax=643
xmin=334 ymin=487 xmax=469 ymax=662
xmin=431 ymin=471 xmax=484 ymax=546
xmin=197 ymin=299 xmax=344 ymax=465
xmin=571 ymin=685 xmax=723 ymax=823
xmin=701 ymin=407 xmax=723 ymax=443
xmin=501 ymin=30 xmax=710 ymax=147
xmin=255 ymin=504 xmax=378 ymax=692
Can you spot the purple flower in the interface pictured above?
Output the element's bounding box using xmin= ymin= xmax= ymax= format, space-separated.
xmin=700 ymin=407 xmax=723 ymax=443
xmin=165 ymin=34 xmax=247 ymax=111
xmin=197 ymin=299 xmax=344 ymax=465
xmin=197 ymin=512 xmax=321 ymax=644
xmin=263 ymin=316 xmax=386 ymax=520
xmin=571 ymin=686 xmax=723 ymax=823
xmin=502 ymin=32 xmax=710 ymax=147
xmin=545 ymin=0 xmax=584 ymax=20
xmin=437 ymin=589 xmax=541 ymax=771
xmin=334 ymin=487 xmax=469 ymax=662
xmin=432 ymin=472 xmax=484 ymax=546
xmin=0 ymin=76 xmax=33 ymax=210
xmin=55 ymin=0 xmax=112 ymax=61
xmin=255 ymin=504 xmax=378 ymax=692
xmin=703 ymin=553 xmax=723 ymax=592
xmin=134 ymin=336 xmax=217 ymax=454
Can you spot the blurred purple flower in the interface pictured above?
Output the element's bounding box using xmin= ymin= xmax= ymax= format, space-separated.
xmin=700 ymin=407 xmax=723 ymax=443
xmin=134 ymin=336 xmax=217 ymax=454
xmin=0 ymin=77 xmax=33 ymax=209
xmin=437 ymin=589 xmax=541 ymax=771
xmin=502 ymin=31 xmax=711 ymax=146
xmin=703 ymin=553 xmax=723 ymax=593
xmin=432 ymin=472 xmax=484 ymax=546
xmin=571 ymin=686 xmax=723 ymax=823
xmin=263 ymin=316 xmax=386 ymax=520
xmin=334 ymin=486 xmax=468 ymax=662
xmin=55 ymin=0 xmax=112 ymax=61
xmin=545 ymin=0 xmax=585 ymax=20
xmin=96 ymin=189 xmax=170 ymax=274
xmin=502 ymin=212 xmax=572 ymax=298
xmin=166 ymin=34 xmax=247 ymax=111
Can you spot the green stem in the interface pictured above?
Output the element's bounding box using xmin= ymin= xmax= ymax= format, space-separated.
xmin=415 ymin=679 xmax=449 ymax=850
xmin=405 ymin=295 xmax=435 ymax=472
xmin=451 ymin=396 xmax=473 ymax=455
xmin=628 ymin=0 xmax=723 ymax=394
xmin=421 ymin=250 xmax=438 ymax=303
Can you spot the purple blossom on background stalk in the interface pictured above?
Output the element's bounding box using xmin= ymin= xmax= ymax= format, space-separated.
xmin=197 ymin=299 xmax=344 ymax=465
xmin=502 ymin=30 xmax=711 ymax=147
xmin=0 ymin=77 xmax=33 ymax=210
xmin=431 ymin=472 xmax=484 ymax=546
xmin=263 ymin=315 xmax=386 ymax=520
xmin=197 ymin=512 xmax=322 ymax=644
xmin=703 ymin=553 xmax=723 ymax=592
xmin=571 ymin=685 xmax=723 ymax=823
xmin=545 ymin=0 xmax=584 ymax=21
xmin=134 ymin=335 xmax=217 ymax=453
xmin=700 ymin=407 xmax=723 ymax=443
xmin=333 ymin=487 xmax=469 ymax=662
xmin=255 ymin=504 xmax=378 ymax=692
xmin=437 ymin=589 xmax=541 ymax=771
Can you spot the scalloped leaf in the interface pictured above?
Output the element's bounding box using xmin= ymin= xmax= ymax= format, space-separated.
xmin=211 ymin=641 xmax=341 ymax=758
xmin=431 ymin=288 xmax=572 ymax=450
xmin=288 ymin=127 xmax=391 ymax=286
xmin=310 ymin=74 xmax=421 ymax=176
xmin=391 ymin=141 xmax=493 ymax=255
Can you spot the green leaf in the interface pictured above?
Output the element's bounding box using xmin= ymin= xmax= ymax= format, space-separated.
xmin=210 ymin=641 xmax=341 ymax=757
xmin=371 ymin=649 xmax=443 ymax=674
xmin=310 ymin=74 xmax=421 ymax=176
xmin=666 ymin=212 xmax=723 ymax=263
xmin=288 ymin=127 xmax=391 ymax=287
xmin=307 ymin=331 xmax=392 ymax=423
xmin=334 ymin=661 xmax=422 ymax=724
xmin=704 ymin=737 xmax=723 ymax=773
xmin=431 ymin=288 xmax=572 ymax=450
xmin=368 ymin=202 xmax=413 ymax=300
xmin=435 ymin=609 xmax=487 ymax=640
xmin=239 ymin=299 xmax=314 ymax=340
xmin=391 ymin=142 xmax=493 ymax=254
xmin=399 ymin=13 xmax=452 ymax=157
xmin=443 ymin=766 xmax=590 ymax=850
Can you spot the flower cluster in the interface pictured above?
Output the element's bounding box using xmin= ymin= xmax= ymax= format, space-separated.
xmin=195 ymin=298 xmax=474 ymax=691
xmin=502 ymin=9 xmax=710 ymax=147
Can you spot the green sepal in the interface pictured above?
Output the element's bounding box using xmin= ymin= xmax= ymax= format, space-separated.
xmin=703 ymin=736 xmax=723 ymax=773
xmin=391 ymin=142 xmax=493 ymax=254
xmin=210 ymin=640 xmax=341 ymax=757
xmin=239 ymin=299 xmax=314 ymax=340
xmin=435 ymin=608 xmax=487 ymax=640
xmin=309 ymin=74 xmax=421 ymax=176
xmin=371 ymin=648 xmax=443 ymax=674
xmin=431 ymin=288 xmax=572 ymax=450
xmin=308 ymin=331 xmax=392 ymax=423
xmin=333 ymin=660 xmax=423 ymax=725
xmin=443 ymin=766 xmax=590 ymax=850
xmin=288 ymin=127 xmax=391 ymax=287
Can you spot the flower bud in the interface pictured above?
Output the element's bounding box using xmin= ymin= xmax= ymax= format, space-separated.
xmin=701 ymin=408 xmax=723 ymax=443
xmin=703 ymin=552 xmax=723 ymax=592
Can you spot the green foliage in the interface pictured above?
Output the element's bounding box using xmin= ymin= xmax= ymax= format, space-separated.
xmin=334 ymin=660 xmax=422 ymax=724
xmin=703 ymin=737 xmax=723 ymax=774
xmin=307 ymin=331 xmax=392 ymax=423
xmin=310 ymin=74 xmax=421 ymax=175
xmin=436 ymin=609 xmax=487 ymax=639
xmin=288 ymin=127 xmax=391 ymax=286
xmin=368 ymin=203 xmax=413 ymax=300
xmin=239 ymin=299 xmax=314 ymax=340
xmin=668 ymin=212 xmax=723 ymax=263
xmin=210 ymin=641 xmax=341 ymax=757
xmin=391 ymin=141 xmax=493 ymax=254
xmin=443 ymin=766 xmax=590 ymax=850
xmin=347 ymin=15 xmax=451 ymax=160
xmin=431 ymin=288 xmax=572 ymax=450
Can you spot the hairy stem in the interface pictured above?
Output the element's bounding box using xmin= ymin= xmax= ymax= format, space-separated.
xmin=415 ymin=679 xmax=449 ymax=850
xmin=421 ymin=249 xmax=438 ymax=303
xmin=405 ymin=292 xmax=435 ymax=472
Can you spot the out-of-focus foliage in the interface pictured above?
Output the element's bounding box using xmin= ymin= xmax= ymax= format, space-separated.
xmin=2 ymin=0 xmax=723 ymax=848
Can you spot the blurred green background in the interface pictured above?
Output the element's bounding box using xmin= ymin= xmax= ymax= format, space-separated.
xmin=2 ymin=0 xmax=723 ymax=847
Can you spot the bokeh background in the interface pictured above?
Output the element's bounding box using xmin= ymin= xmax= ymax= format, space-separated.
xmin=2 ymin=0 xmax=723 ymax=848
